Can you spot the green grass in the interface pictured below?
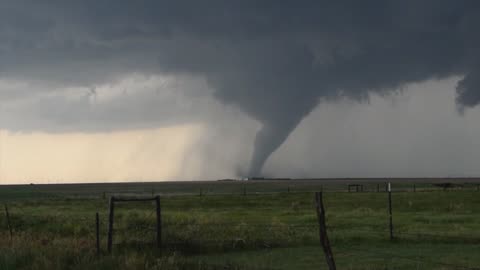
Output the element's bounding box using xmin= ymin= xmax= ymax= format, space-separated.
xmin=0 ymin=182 xmax=479 ymax=269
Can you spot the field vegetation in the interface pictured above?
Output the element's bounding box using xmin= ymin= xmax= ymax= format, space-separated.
xmin=0 ymin=181 xmax=479 ymax=269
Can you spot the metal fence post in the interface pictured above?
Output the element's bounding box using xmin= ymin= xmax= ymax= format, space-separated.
xmin=107 ymin=197 xmax=115 ymax=253
xmin=155 ymin=196 xmax=162 ymax=249
xmin=388 ymin=183 xmax=394 ymax=240
xmin=96 ymin=212 xmax=100 ymax=256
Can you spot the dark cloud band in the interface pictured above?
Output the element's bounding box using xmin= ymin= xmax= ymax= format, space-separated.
xmin=1 ymin=0 xmax=479 ymax=175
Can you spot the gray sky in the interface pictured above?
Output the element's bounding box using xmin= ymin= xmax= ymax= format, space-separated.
xmin=1 ymin=1 xmax=480 ymax=183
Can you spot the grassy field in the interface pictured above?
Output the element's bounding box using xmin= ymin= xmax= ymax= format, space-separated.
xmin=0 ymin=180 xmax=479 ymax=269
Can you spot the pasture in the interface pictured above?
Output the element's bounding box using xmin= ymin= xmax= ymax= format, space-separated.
xmin=0 ymin=179 xmax=479 ymax=269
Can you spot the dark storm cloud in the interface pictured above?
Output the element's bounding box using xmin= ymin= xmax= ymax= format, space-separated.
xmin=1 ymin=0 xmax=480 ymax=175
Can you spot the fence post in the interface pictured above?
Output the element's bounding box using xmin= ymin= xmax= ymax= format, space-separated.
xmin=377 ymin=184 xmax=380 ymax=192
xmin=243 ymin=185 xmax=247 ymax=196
xmin=155 ymin=196 xmax=162 ymax=249
xmin=96 ymin=212 xmax=100 ymax=256
xmin=413 ymin=184 xmax=416 ymax=192
xmin=388 ymin=183 xmax=394 ymax=241
xmin=107 ymin=197 xmax=115 ymax=253
xmin=314 ymin=192 xmax=336 ymax=270
xmin=4 ymin=204 xmax=12 ymax=241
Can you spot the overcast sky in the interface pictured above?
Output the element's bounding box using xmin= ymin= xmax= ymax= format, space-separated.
xmin=1 ymin=1 xmax=480 ymax=183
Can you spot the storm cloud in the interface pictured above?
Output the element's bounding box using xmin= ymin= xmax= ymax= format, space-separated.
xmin=1 ymin=1 xmax=480 ymax=176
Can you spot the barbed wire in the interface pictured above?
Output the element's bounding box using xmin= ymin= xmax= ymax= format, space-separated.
xmin=3 ymin=211 xmax=480 ymax=241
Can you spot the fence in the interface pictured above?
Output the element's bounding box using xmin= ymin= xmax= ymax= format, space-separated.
xmin=1 ymin=185 xmax=480 ymax=269
xmin=2 ymin=180 xmax=478 ymax=201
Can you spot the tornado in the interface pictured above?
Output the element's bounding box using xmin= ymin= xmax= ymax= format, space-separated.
xmin=5 ymin=1 xmax=480 ymax=177
xmin=248 ymin=122 xmax=300 ymax=176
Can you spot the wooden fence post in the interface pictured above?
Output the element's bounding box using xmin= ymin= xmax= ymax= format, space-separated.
xmin=413 ymin=184 xmax=416 ymax=192
xmin=314 ymin=192 xmax=336 ymax=270
xmin=377 ymin=184 xmax=380 ymax=192
xmin=4 ymin=204 xmax=12 ymax=240
xmin=96 ymin=212 xmax=100 ymax=256
xmin=388 ymin=183 xmax=394 ymax=241
xmin=155 ymin=196 xmax=162 ymax=249
xmin=107 ymin=197 xmax=115 ymax=253
xmin=243 ymin=185 xmax=247 ymax=196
